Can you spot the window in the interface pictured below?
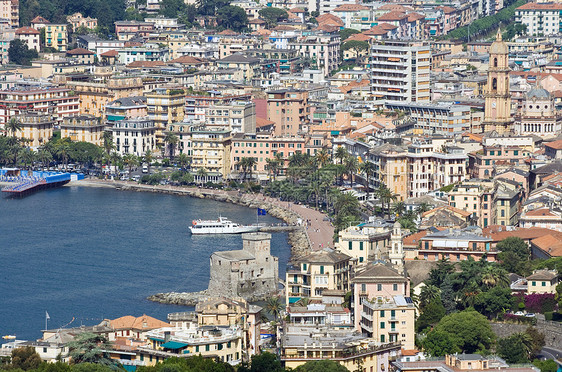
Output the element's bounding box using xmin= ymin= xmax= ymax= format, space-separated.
xmin=361 ymin=283 xmax=366 ymax=292
xmin=380 ymin=335 xmax=385 ymax=343
xmin=391 ymin=310 xmax=396 ymax=318
xmin=393 ymin=284 xmax=398 ymax=291
xmin=349 ymin=241 xmax=352 ymax=250
xmin=377 ymin=284 xmax=382 ymax=291
xmin=380 ymin=321 xmax=385 ymax=329
xmin=359 ymin=257 xmax=364 ymax=262
xmin=196 ymin=346 xmax=199 ymax=352
xmin=359 ymin=242 xmax=364 ymax=251
xmin=381 ymin=310 xmax=385 ymax=317
xmin=205 ymin=345 xmax=210 ymax=351
xmin=542 ymin=281 xmax=546 ymax=286
xmin=320 ymin=266 xmax=324 ymax=274
xmin=532 ymin=281 xmax=536 ymax=286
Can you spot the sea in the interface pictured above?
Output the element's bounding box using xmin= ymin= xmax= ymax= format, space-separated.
xmin=0 ymin=184 xmax=291 ymax=341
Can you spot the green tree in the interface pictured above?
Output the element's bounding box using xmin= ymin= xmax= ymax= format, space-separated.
xmin=5 ymin=117 xmax=22 ymax=138
xmin=258 ymin=7 xmax=288 ymax=28
xmin=418 ymin=284 xmax=441 ymax=312
xmin=123 ymin=153 xmax=139 ymax=176
xmin=497 ymin=237 xmax=531 ymax=275
xmin=163 ymin=132 xmax=179 ymax=161
xmin=343 ymin=155 xmax=358 ymax=188
xmin=294 ymin=359 xmax=349 ymax=371
xmin=424 ymin=310 xmax=495 ymax=355
xmin=216 ymin=5 xmax=248 ymax=32
xmin=176 ymin=152 xmax=190 ymax=171
xmin=265 ymin=296 xmax=282 ymax=321
xmin=341 ymin=40 xmax=369 ymax=62
xmin=533 ymin=359 xmax=558 ymax=372
xmin=473 ymin=286 xmax=515 ymax=318
xmin=416 ymin=298 xmax=446 ymax=333
xmin=159 ymin=0 xmax=186 ymax=17
xmin=497 ymin=334 xmax=529 ymax=364
xmin=66 ymin=332 xmax=114 ymax=366
xmin=196 ymin=167 xmax=207 ymax=186
xmin=9 ymin=39 xmax=39 ymax=65
xmin=376 ymin=183 xmax=394 ymax=219
xmin=422 ymin=329 xmax=461 ymax=356
xmin=10 ymin=346 xmax=42 ymax=370
xmin=238 ymin=352 xmax=285 ymax=372
xmin=340 ymin=28 xmax=360 ymax=41
xmin=359 ymin=161 xmax=376 ymax=200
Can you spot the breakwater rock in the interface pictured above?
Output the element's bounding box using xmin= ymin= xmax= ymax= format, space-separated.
xmin=147 ymin=290 xmax=275 ymax=306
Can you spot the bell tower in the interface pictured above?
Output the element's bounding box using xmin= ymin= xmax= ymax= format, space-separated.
xmin=483 ymin=30 xmax=513 ymax=134
xmin=389 ymin=221 xmax=404 ymax=273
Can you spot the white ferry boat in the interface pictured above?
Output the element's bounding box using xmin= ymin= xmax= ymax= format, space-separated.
xmin=189 ymin=216 xmax=260 ymax=235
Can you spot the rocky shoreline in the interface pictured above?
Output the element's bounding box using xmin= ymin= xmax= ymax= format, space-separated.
xmin=75 ymin=180 xmax=313 ymax=306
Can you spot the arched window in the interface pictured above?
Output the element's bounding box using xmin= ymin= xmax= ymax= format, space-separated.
xmin=492 ymin=78 xmax=497 ymax=92
xmin=494 ymin=58 xmax=498 ymax=67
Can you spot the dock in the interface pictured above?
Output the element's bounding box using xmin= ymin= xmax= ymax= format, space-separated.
xmin=1 ymin=169 xmax=84 ymax=197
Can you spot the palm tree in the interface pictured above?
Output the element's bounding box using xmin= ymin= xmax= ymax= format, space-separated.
xmin=122 ymin=153 xmax=139 ymax=177
xmin=359 ymin=161 xmax=376 ymax=200
xmin=480 ymin=265 xmax=509 ymax=288
xmin=37 ymin=147 xmax=53 ymax=169
xmin=274 ymin=151 xmax=284 ymax=176
xmin=265 ymin=158 xmax=279 ymax=181
xmin=344 ymin=155 xmax=358 ymax=188
xmin=5 ymin=117 xmax=22 ymax=138
xmin=244 ymin=157 xmax=257 ymax=182
xmin=315 ymin=149 xmax=330 ymax=168
xmin=102 ymin=131 xmax=114 ymax=172
xmin=418 ymin=284 xmax=441 ymax=311
xmin=164 ymin=133 xmax=179 ymax=161
xmin=20 ymin=148 xmax=35 ymax=170
xmin=197 ymin=167 xmax=208 ymax=186
xmin=176 ymin=153 xmax=190 ymax=171
xmin=416 ymin=202 xmax=432 ymax=216
xmin=55 ymin=140 xmax=71 ymax=170
xmin=335 ymin=147 xmax=348 ymax=185
xmin=376 ymin=183 xmax=395 ymax=219
xmin=392 ymin=201 xmax=406 ymax=217
xmin=266 ymin=296 xmax=283 ymax=322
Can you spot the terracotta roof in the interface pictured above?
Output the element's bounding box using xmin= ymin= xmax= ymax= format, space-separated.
xmin=109 ymin=314 xmax=170 ymax=331
xmin=531 ymin=233 xmax=562 ymax=257
xmin=403 ymin=230 xmax=430 ymax=248
xmin=218 ymin=29 xmax=238 ymax=35
xmin=545 ymin=139 xmax=562 ymax=150
xmin=314 ymin=24 xmax=340 ymax=32
xmin=525 ymin=208 xmax=557 ymax=217
xmin=483 ymin=226 xmax=558 ymax=242
xmin=345 ymin=33 xmax=371 ymax=42
xmin=316 ymin=13 xmax=344 ymax=27
xmin=256 ymin=117 xmax=275 ymax=128
xmin=353 ymin=262 xmax=408 ymax=283
xmin=126 ymin=60 xmax=165 ymax=68
xmin=438 ymin=5 xmax=456 ymax=13
xmin=296 ymin=248 xmax=352 ymax=265
xmin=422 ymin=205 xmax=472 ymax=218
xmin=66 ymin=48 xmax=94 ymax=55
xmin=407 ymin=12 xmax=425 ymax=22
xmin=252 ymin=29 xmax=271 ymax=36
xmin=378 ymin=22 xmax=398 ymax=30
xmin=401 ymin=349 xmax=420 ymax=356
xmin=377 ymin=11 xmax=408 ymax=21
xmin=338 ymin=79 xmax=370 ymax=94
xmin=364 ymin=25 xmax=389 ymax=36
xmin=378 ymin=4 xmax=409 ymax=11
xmin=333 ymin=4 xmax=369 ymax=11
xmin=248 ymin=18 xmax=266 ymax=24
xmin=290 ymin=7 xmax=306 ymax=13
xmin=31 ymin=16 xmax=50 ymax=24
xmin=517 ymin=2 xmax=562 ymax=10
xmin=273 ymin=25 xmax=295 ymax=31
xmin=168 ymin=55 xmax=205 ymax=64
xmin=100 ymin=49 xmax=118 ymax=57
xmin=15 ymin=26 xmax=40 ymax=35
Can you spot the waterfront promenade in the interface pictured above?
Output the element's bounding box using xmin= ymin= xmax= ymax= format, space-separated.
xmin=76 ymin=179 xmax=335 ymax=252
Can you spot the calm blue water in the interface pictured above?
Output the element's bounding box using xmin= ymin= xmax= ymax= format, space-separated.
xmin=0 ymin=185 xmax=290 ymax=341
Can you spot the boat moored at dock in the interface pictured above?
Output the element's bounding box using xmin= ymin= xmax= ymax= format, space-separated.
xmin=189 ymin=216 xmax=260 ymax=234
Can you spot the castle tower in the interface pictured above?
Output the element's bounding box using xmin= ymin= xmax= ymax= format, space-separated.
xmin=388 ymin=221 xmax=404 ymax=273
xmin=482 ymin=30 xmax=513 ymax=134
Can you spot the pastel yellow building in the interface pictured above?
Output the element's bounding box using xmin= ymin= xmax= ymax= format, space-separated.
xmin=183 ymin=128 xmax=232 ymax=183
xmin=12 ymin=112 xmax=54 ymax=149
xmin=335 ymin=222 xmax=391 ymax=265
xmin=60 ymin=115 xmax=105 ymax=146
xmin=146 ymin=88 xmax=185 ymax=145
xmin=45 ymin=24 xmax=68 ymax=52
xmin=526 ymin=270 xmax=559 ymax=294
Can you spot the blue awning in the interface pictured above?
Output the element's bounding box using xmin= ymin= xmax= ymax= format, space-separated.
xmin=289 ymin=297 xmax=301 ymax=304
xmin=162 ymin=341 xmax=189 ymax=349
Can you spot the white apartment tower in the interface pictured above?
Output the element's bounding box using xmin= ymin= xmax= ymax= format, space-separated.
xmin=371 ymin=40 xmax=431 ymax=104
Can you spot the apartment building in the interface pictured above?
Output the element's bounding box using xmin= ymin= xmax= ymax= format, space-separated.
xmin=15 ymin=27 xmax=40 ymax=52
xmin=286 ymin=248 xmax=354 ymax=305
xmin=468 ymin=144 xmax=529 ymax=178
xmin=12 ymin=112 xmax=54 ymax=149
xmin=407 ymin=139 xmax=467 ymax=198
xmin=370 ymin=143 xmax=409 ymax=201
xmin=0 ymin=85 xmax=79 ymax=125
xmin=117 ymin=46 xmax=170 ymax=64
xmin=205 ymin=101 xmax=256 ymax=134
xmin=114 ymin=21 xmax=154 ymax=41
xmin=515 ymin=2 xmax=562 ymax=36
xmin=146 ymin=88 xmax=185 ymax=145
xmin=335 ymin=220 xmax=392 ymax=265
xmin=105 ymin=96 xmax=147 ymax=122
xmin=60 ymin=115 xmax=105 ymax=146
xmin=289 ymin=33 xmax=340 ymax=76
xmin=448 ymin=179 xmax=496 ymax=227
xmin=352 ymin=263 xmax=413 ymax=348
xmin=527 ymin=270 xmax=559 ymax=294
xmin=385 ymin=102 xmax=472 ymax=135
xmin=332 ymin=4 xmax=371 ymax=29
xmin=139 ymin=326 xmax=244 ymax=366
xmin=216 ymin=54 xmax=261 ymax=83
xmin=45 ymin=24 xmax=68 ymax=52
xmin=109 ymin=117 xmax=157 ymax=156
xmin=65 ymin=76 xmax=144 ymax=118
xmin=67 ymin=13 xmax=97 ymax=30
xmin=267 ymin=89 xmax=310 ymax=137
xmin=418 ymin=228 xmax=496 ymax=261
xmin=281 ymin=325 xmax=402 ymax=371
xmin=185 ymin=128 xmax=232 ymax=182
xmin=495 ymin=180 xmax=522 ymax=226
xmin=0 ymin=0 xmax=18 ymax=28
xmin=370 ymin=40 xmax=430 ymax=104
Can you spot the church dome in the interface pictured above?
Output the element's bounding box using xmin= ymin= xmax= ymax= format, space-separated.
xmin=527 ymin=87 xmax=550 ymax=99
xmin=490 ymin=30 xmax=508 ymax=55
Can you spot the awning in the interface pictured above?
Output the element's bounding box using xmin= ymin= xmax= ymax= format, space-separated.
xmin=289 ymin=297 xmax=301 ymax=304
xmin=161 ymin=341 xmax=189 ymax=349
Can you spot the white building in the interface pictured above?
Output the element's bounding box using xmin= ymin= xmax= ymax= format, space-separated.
xmin=371 ymin=40 xmax=431 ymax=104
xmin=515 ymin=2 xmax=562 ymax=36
xmin=289 ymin=33 xmax=340 ymax=76
xmin=108 ymin=117 xmax=157 ymax=156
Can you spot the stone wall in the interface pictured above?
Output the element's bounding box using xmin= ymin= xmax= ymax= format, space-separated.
xmin=490 ymin=319 xmax=562 ymax=347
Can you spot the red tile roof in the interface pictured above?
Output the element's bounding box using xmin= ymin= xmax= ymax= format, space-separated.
xmin=345 ymin=33 xmax=371 ymax=42
xmin=333 ymin=4 xmax=369 ymax=11
xmin=168 ymin=55 xmax=205 ymax=64
xmin=545 ymin=139 xmax=562 ymax=150
xmin=377 ymin=11 xmax=407 ymax=21
xmin=31 ymin=16 xmax=50 ymax=24
xmin=15 ymin=26 xmax=40 ymax=35
xmin=517 ymin=2 xmax=562 ymax=10
xmin=66 ymin=48 xmax=94 ymax=55
xmin=218 ymin=29 xmax=238 ymax=35
xmin=100 ymin=49 xmax=118 ymax=57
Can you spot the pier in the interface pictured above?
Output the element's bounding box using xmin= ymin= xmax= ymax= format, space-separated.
xmin=1 ymin=169 xmax=84 ymax=197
